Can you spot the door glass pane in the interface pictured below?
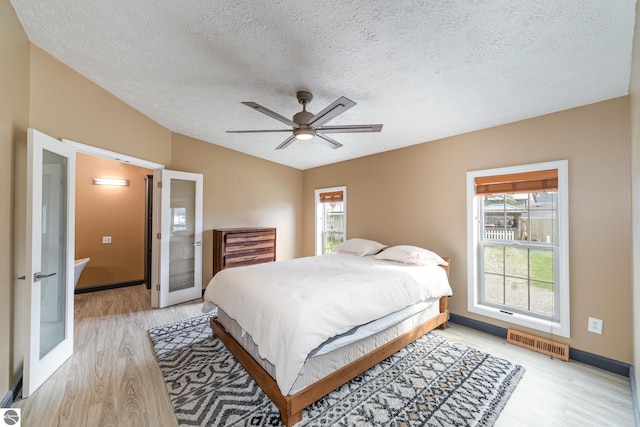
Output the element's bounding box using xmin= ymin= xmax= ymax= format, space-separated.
xmin=169 ymin=179 xmax=195 ymax=292
xmin=40 ymin=150 xmax=67 ymax=359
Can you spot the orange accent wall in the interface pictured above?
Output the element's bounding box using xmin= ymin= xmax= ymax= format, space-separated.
xmin=75 ymin=152 xmax=152 ymax=288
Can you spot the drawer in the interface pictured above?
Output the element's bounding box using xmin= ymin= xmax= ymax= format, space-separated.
xmin=224 ymin=240 xmax=274 ymax=254
xmin=213 ymin=227 xmax=276 ymax=275
xmin=224 ymin=232 xmax=276 ymax=254
xmin=224 ymin=250 xmax=275 ymax=267
xmin=225 ymin=231 xmax=276 ymax=244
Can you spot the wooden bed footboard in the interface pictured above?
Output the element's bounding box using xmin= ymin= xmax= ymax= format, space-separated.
xmin=210 ymin=297 xmax=450 ymax=427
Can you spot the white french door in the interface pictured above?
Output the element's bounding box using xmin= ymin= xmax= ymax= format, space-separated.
xmin=24 ymin=129 xmax=75 ymax=397
xmin=151 ymin=169 xmax=203 ymax=308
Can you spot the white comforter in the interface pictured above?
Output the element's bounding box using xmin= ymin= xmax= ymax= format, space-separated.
xmin=203 ymin=253 xmax=452 ymax=394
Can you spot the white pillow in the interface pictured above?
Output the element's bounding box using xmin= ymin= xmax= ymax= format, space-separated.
xmin=334 ymin=238 xmax=387 ymax=256
xmin=374 ymin=245 xmax=448 ymax=266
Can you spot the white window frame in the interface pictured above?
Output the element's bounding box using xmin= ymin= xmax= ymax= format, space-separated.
xmin=466 ymin=160 xmax=570 ymax=337
xmin=314 ymin=186 xmax=347 ymax=256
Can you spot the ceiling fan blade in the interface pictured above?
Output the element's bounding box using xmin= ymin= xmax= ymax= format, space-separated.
xmin=305 ymin=96 xmax=356 ymax=127
xmin=275 ymin=135 xmax=296 ymax=150
xmin=226 ymin=129 xmax=292 ymax=133
xmin=316 ymin=124 xmax=383 ymax=134
xmin=242 ymin=102 xmax=299 ymax=128
xmin=316 ymin=133 xmax=343 ymax=149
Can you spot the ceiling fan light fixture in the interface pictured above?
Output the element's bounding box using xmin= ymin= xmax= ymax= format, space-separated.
xmin=294 ymin=128 xmax=315 ymax=140
xmin=228 ymin=91 xmax=382 ymax=150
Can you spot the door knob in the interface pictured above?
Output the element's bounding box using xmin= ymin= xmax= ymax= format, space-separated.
xmin=34 ymin=272 xmax=57 ymax=282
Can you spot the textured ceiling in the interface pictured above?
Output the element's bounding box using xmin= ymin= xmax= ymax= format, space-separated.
xmin=10 ymin=0 xmax=636 ymax=170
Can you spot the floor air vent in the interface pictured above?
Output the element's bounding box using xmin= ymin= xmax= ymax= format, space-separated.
xmin=506 ymin=328 xmax=569 ymax=361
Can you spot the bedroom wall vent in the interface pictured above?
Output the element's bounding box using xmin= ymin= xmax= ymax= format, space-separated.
xmin=506 ymin=329 xmax=569 ymax=361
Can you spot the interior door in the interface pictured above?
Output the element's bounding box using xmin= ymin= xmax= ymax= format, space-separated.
xmin=24 ymin=129 xmax=75 ymax=397
xmin=151 ymin=169 xmax=203 ymax=308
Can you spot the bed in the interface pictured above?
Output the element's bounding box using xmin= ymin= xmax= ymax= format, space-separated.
xmin=202 ymin=241 xmax=452 ymax=426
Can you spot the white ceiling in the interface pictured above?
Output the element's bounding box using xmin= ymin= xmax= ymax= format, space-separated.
xmin=10 ymin=0 xmax=637 ymax=170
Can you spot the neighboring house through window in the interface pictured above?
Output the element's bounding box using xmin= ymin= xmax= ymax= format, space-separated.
xmin=466 ymin=160 xmax=570 ymax=337
xmin=315 ymin=186 xmax=346 ymax=255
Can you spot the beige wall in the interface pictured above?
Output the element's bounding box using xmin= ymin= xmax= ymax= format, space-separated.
xmin=2 ymin=0 xmax=30 ymax=397
xmin=303 ymin=97 xmax=633 ymax=363
xmin=7 ymin=42 xmax=175 ymax=392
xmin=75 ymin=153 xmax=152 ymax=288
xmin=3 ymin=5 xmax=304 ymax=399
xmin=3 ymin=0 xmax=636 ymax=402
xmin=28 ymin=46 xmax=173 ymax=166
xmin=630 ymin=0 xmax=640 ymax=410
xmin=169 ymin=133 xmax=303 ymax=286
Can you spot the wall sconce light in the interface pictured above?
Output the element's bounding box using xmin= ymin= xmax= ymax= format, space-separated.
xmin=92 ymin=178 xmax=130 ymax=186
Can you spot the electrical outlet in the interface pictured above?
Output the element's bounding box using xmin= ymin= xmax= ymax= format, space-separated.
xmin=102 ymin=236 xmax=112 ymax=244
xmin=588 ymin=317 xmax=603 ymax=334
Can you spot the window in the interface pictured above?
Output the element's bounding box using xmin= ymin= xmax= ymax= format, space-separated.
xmin=466 ymin=161 xmax=570 ymax=337
xmin=315 ymin=186 xmax=346 ymax=255
xmin=171 ymin=206 xmax=187 ymax=232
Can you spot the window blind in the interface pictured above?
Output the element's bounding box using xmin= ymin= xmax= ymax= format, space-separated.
xmin=318 ymin=190 xmax=343 ymax=203
xmin=475 ymin=169 xmax=558 ymax=195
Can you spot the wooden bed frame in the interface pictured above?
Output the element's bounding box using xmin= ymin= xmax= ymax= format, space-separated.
xmin=209 ymin=259 xmax=451 ymax=427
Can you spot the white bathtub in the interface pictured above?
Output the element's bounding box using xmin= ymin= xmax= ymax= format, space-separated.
xmin=74 ymin=258 xmax=90 ymax=288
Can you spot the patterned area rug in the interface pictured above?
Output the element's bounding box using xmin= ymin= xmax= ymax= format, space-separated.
xmin=149 ymin=314 xmax=525 ymax=426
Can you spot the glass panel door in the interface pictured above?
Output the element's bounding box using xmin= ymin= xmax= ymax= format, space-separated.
xmin=168 ymin=179 xmax=196 ymax=292
xmin=39 ymin=150 xmax=68 ymax=357
xmin=24 ymin=129 xmax=75 ymax=397
xmin=151 ymin=169 xmax=203 ymax=308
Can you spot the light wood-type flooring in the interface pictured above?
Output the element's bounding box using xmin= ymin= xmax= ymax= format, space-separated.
xmin=14 ymin=285 xmax=635 ymax=426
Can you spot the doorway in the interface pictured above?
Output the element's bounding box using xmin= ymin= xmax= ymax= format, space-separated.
xmin=145 ymin=174 xmax=153 ymax=289
xmin=65 ymin=139 xmax=163 ymax=293
xmin=23 ymin=130 xmax=198 ymax=396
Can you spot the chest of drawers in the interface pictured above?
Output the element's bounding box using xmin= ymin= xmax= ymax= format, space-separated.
xmin=212 ymin=227 xmax=276 ymax=275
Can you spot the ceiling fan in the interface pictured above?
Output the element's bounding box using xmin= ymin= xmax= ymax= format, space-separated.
xmin=226 ymin=91 xmax=383 ymax=150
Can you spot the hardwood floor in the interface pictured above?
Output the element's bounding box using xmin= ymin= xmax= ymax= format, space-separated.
xmin=431 ymin=326 xmax=635 ymax=427
xmin=14 ymin=285 xmax=635 ymax=426
xmin=14 ymin=284 xmax=203 ymax=427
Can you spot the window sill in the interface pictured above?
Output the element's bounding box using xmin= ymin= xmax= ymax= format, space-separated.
xmin=468 ymin=303 xmax=570 ymax=338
